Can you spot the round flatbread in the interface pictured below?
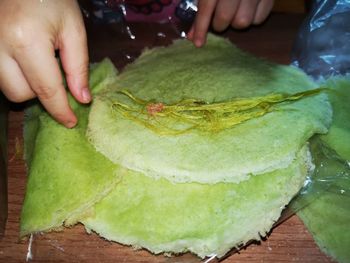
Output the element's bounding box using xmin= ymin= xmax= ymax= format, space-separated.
xmin=82 ymin=145 xmax=312 ymax=258
xmin=87 ymin=34 xmax=331 ymax=184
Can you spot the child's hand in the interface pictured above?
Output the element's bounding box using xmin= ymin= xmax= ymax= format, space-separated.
xmin=0 ymin=0 xmax=90 ymax=128
xmin=188 ymin=0 xmax=274 ymax=47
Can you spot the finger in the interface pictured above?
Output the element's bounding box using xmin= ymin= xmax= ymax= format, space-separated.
xmin=212 ymin=0 xmax=241 ymax=32
xmin=14 ymin=41 xmax=77 ymax=128
xmin=191 ymin=0 xmax=218 ymax=47
xmin=232 ymin=0 xmax=260 ymax=29
xmin=0 ymin=54 xmax=36 ymax=103
xmin=59 ymin=3 xmax=91 ymax=104
xmin=253 ymin=0 xmax=274 ymax=25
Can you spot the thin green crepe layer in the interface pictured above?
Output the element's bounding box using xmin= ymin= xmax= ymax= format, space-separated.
xmin=87 ymin=34 xmax=332 ymax=184
xmin=296 ymin=79 xmax=350 ymax=263
xmin=320 ymin=78 xmax=350 ymax=161
xmin=298 ymin=191 xmax=350 ymax=263
xmin=20 ymin=60 xmax=120 ymax=237
xmin=82 ymin=145 xmax=311 ymax=258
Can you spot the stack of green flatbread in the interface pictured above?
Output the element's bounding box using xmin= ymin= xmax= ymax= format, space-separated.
xmin=21 ymin=35 xmax=337 ymax=259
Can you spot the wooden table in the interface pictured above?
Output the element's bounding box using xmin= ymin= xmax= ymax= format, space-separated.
xmin=0 ymin=13 xmax=334 ymax=263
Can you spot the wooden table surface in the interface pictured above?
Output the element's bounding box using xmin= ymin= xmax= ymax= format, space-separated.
xmin=0 ymin=13 xmax=334 ymax=263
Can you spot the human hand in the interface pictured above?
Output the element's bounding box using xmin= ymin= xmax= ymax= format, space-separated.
xmin=187 ymin=0 xmax=274 ymax=47
xmin=0 ymin=0 xmax=90 ymax=128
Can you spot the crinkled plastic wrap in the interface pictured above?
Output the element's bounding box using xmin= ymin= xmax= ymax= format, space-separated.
xmin=81 ymin=0 xmax=197 ymax=35
xmin=288 ymin=136 xmax=349 ymax=215
xmin=79 ymin=0 xmax=198 ymax=68
xmin=89 ymin=0 xmax=197 ymax=24
xmin=291 ymin=0 xmax=350 ymax=78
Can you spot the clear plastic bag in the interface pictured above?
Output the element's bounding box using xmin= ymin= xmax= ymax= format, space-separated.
xmin=79 ymin=0 xmax=197 ymax=65
xmin=88 ymin=0 xmax=197 ymax=24
xmin=287 ymin=136 xmax=350 ymax=215
xmin=291 ymin=0 xmax=350 ymax=78
xmin=81 ymin=0 xmax=197 ymax=34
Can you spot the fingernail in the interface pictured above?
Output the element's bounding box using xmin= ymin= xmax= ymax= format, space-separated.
xmin=82 ymin=87 xmax=91 ymax=103
xmin=66 ymin=119 xmax=77 ymax=129
xmin=194 ymin=39 xmax=203 ymax=48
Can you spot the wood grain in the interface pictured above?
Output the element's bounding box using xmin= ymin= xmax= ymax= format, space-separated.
xmin=0 ymin=13 xmax=334 ymax=263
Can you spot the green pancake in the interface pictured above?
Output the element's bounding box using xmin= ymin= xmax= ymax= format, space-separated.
xmin=87 ymin=34 xmax=332 ymax=184
xmin=298 ymin=187 xmax=350 ymax=263
xmin=82 ymin=145 xmax=311 ymax=258
xmin=20 ymin=61 xmax=121 ymax=236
